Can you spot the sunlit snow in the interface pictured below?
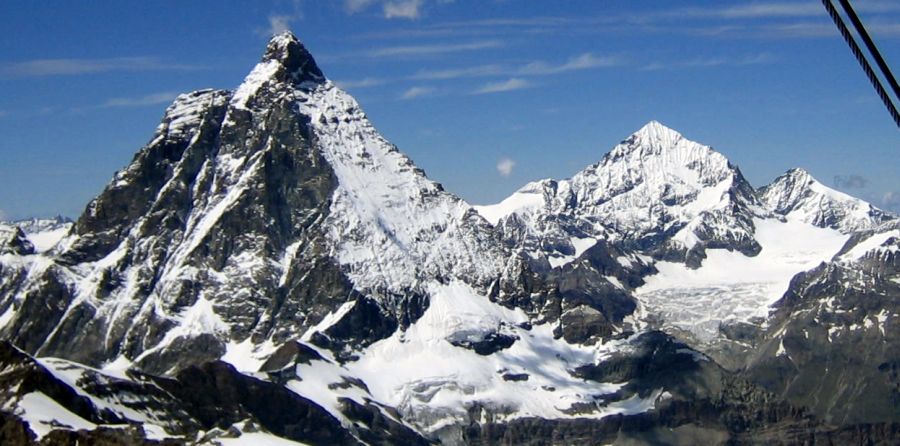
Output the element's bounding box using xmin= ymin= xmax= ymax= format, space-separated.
xmin=636 ymin=218 xmax=848 ymax=342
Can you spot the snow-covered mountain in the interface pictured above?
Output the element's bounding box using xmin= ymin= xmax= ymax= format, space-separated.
xmin=476 ymin=121 xmax=762 ymax=270
xmin=0 ymin=33 xmax=679 ymax=444
xmin=478 ymin=123 xmax=894 ymax=351
xmin=1 ymin=32 xmax=898 ymax=445
xmin=748 ymin=219 xmax=900 ymax=424
xmin=0 ymin=217 xmax=72 ymax=254
xmin=761 ymin=167 xmax=893 ymax=232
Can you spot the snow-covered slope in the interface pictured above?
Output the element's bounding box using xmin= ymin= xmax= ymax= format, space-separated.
xmin=0 ymin=32 xmax=511 ymax=374
xmin=636 ymin=218 xmax=848 ymax=343
xmin=0 ymin=32 xmax=661 ymax=443
xmin=746 ymin=219 xmax=900 ymax=425
xmin=477 ymin=121 xmax=762 ymax=270
xmin=761 ymin=168 xmax=893 ymax=232
xmin=3 ymin=32 xmax=898 ymax=445
xmin=478 ymin=122 xmax=894 ymax=357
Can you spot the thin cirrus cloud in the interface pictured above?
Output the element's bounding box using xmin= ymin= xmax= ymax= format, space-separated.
xmin=409 ymin=64 xmax=505 ymax=80
xmin=345 ymin=0 xmax=425 ymax=20
xmin=384 ymin=0 xmax=424 ymax=19
xmin=99 ymin=92 xmax=179 ymax=108
xmin=473 ymin=78 xmax=532 ymax=95
xmin=335 ymin=77 xmax=387 ymax=89
xmin=698 ymin=1 xmax=900 ymax=19
xmin=642 ymin=52 xmax=774 ymax=71
xmin=411 ymin=53 xmax=620 ymax=80
xmin=517 ymin=53 xmax=622 ymax=75
xmin=368 ymin=40 xmax=504 ymax=57
xmin=0 ymin=57 xmax=198 ymax=78
xmin=400 ymin=86 xmax=435 ymax=99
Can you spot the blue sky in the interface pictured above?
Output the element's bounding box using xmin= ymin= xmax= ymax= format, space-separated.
xmin=0 ymin=1 xmax=898 ymax=220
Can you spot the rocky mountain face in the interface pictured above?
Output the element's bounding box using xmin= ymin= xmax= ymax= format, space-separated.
xmin=748 ymin=221 xmax=900 ymax=425
xmin=1 ymin=32 xmax=899 ymax=445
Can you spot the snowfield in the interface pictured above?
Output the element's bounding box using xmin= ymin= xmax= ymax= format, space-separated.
xmin=637 ymin=218 xmax=848 ymax=342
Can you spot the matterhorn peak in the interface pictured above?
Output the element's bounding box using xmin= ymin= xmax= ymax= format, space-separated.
xmin=231 ymin=31 xmax=325 ymax=109
xmin=261 ymin=30 xmax=324 ymax=83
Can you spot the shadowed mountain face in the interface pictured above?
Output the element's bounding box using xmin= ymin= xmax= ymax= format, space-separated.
xmin=1 ymin=32 xmax=899 ymax=445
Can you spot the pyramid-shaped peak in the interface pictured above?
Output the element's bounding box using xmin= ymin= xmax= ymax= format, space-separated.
xmin=783 ymin=167 xmax=812 ymax=180
xmin=632 ymin=120 xmax=683 ymax=144
xmin=773 ymin=168 xmax=818 ymax=187
xmin=260 ymin=31 xmax=324 ymax=83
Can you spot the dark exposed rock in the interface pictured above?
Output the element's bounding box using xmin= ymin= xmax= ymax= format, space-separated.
xmin=39 ymin=424 xmax=182 ymax=446
xmin=152 ymin=361 xmax=359 ymax=445
xmin=134 ymin=334 xmax=226 ymax=376
xmin=447 ymin=330 xmax=517 ymax=356
xmin=0 ymin=412 xmax=36 ymax=446
xmin=309 ymin=296 xmax=423 ymax=361
xmin=0 ymin=344 xmax=433 ymax=446
xmin=3 ymin=269 xmax=73 ymax=355
xmin=259 ymin=340 xmax=325 ymax=372
xmin=0 ymin=226 xmax=34 ymax=256
xmin=338 ymin=398 xmax=434 ymax=446
xmin=746 ymin=243 xmax=900 ymax=425
xmin=501 ymin=373 xmax=529 ymax=382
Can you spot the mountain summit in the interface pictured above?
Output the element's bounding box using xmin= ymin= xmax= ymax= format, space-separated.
xmin=625 ymin=120 xmax=685 ymax=151
xmin=478 ymin=120 xmax=761 ymax=268
xmin=1 ymin=34 xmax=898 ymax=446
xmin=261 ymin=31 xmax=324 ymax=81
xmin=760 ymin=167 xmax=892 ymax=231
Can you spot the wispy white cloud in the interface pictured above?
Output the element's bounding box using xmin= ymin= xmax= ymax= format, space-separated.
xmin=410 ymin=64 xmax=504 ymax=80
xmin=384 ymin=0 xmax=423 ymax=19
xmin=762 ymin=21 xmax=900 ymax=39
xmin=410 ymin=53 xmax=620 ymax=81
xmin=517 ymin=53 xmax=621 ymax=75
xmin=0 ymin=57 xmax=198 ymax=78
xmin=258 ymin=0 xmax=304 ymax=37
xmin=696 ymin=1 xmax=900 ymax=19
xmin=642 ymin=52 xmax=774 ymax=70
xmin=496 ymin=157 xmax=516 ymax=177
xmin=400 ymin=86 xmax=435 ymax=99
xmin=0 ymin=209 xmax=7 ymax=221
xmin=264 ymin=15 xmax=295 ymax=36
xmin=100 ymin=92 xmax=178 ymax=108
xmin=473 ymin=78 xmax=532 ymax=95
xmin=345 ymin=0 xmax=438 ymax=19
xmin=369 ymin=40 xmax=503 ymax=57
xmin=344 ymin=0 xmax=376 ymax=14
xmin=704 ymin=3 xmax=822 ymax=19
xmin=335 ymin=77 xmax=387 ymax=89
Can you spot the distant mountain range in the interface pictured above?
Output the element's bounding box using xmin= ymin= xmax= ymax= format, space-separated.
xmin=0 ymin=32 xmax=897 ymax=445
